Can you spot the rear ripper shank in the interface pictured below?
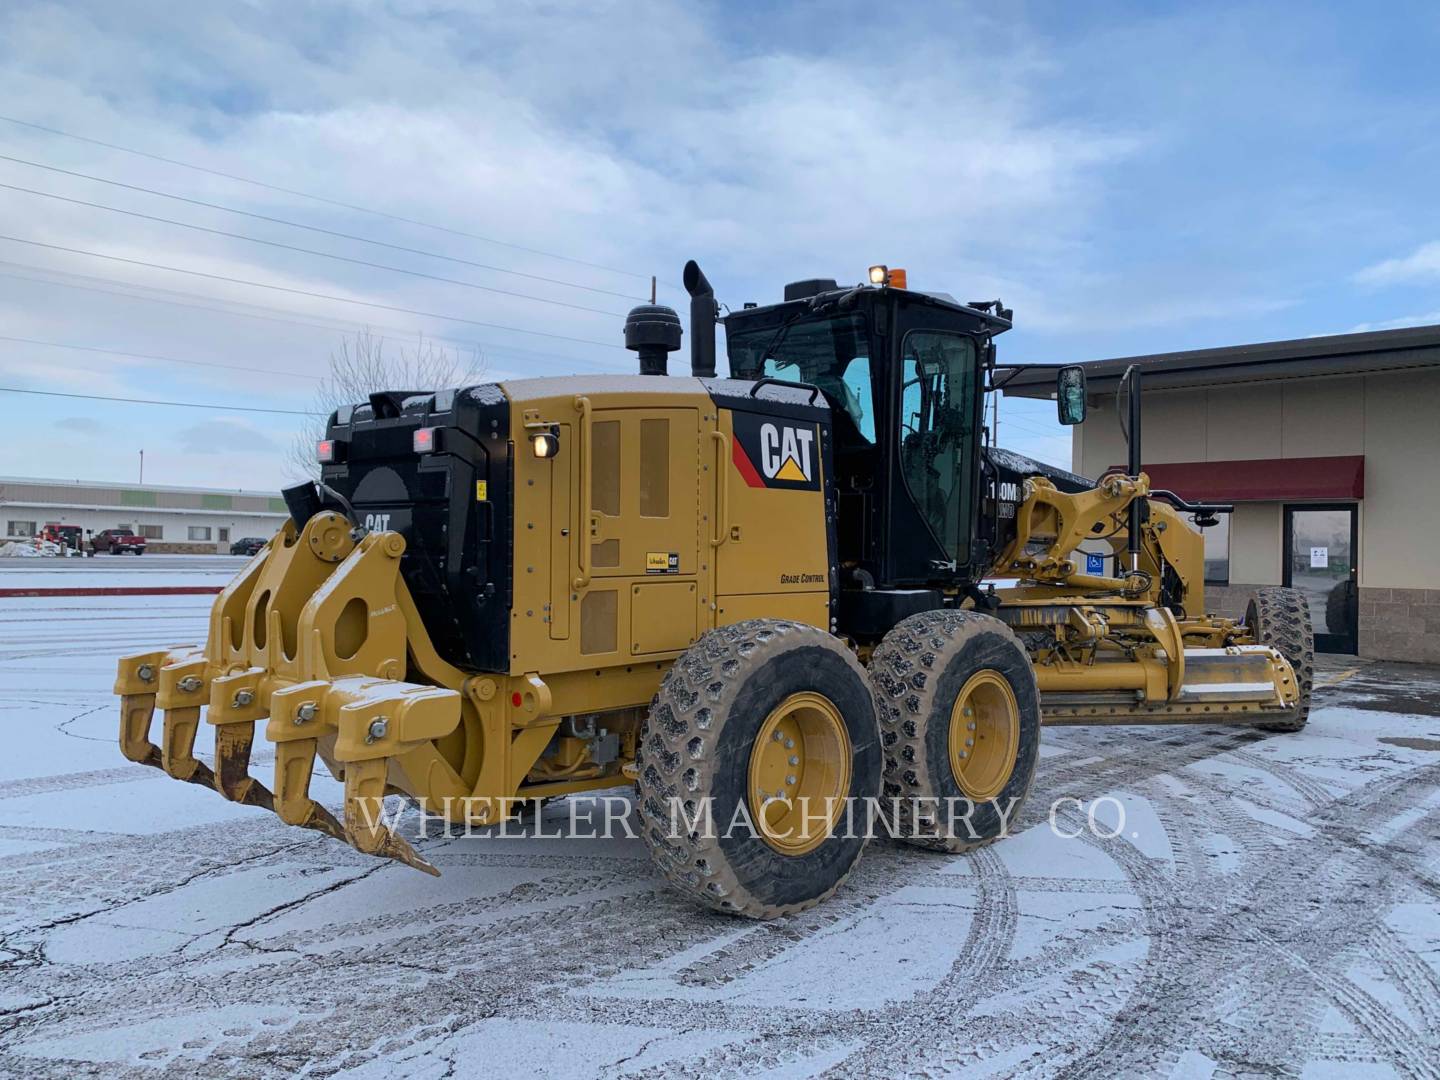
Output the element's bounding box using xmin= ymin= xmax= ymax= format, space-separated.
xmin=115 ymin=260 xmax=1310 ymax=917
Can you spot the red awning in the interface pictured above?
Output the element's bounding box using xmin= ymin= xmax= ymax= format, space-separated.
xmin=1109 ymin=455 xmax=1364 ymax=502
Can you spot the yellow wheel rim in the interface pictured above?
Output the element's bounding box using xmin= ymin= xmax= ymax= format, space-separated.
xmin=948 ymin=671 xmax=1020 ymax=801
xmin=747 ymin=691 xmax=852 ymax=856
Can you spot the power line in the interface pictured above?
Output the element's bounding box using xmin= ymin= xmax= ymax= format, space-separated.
xmin=0 ymin=264 xmax=624 ymax=377
xmin=0 ymin=181 xmax=627 ymax=317
xmin=0 ymin=258 xmax=610 ymax=369
xmin=0 ymin=153 xmax=645 ymax=301
xmin=0 ymin=385 xmax=307 ymax=414
xmin=0 ymin=235 xmax=628 ymax=350
xmin=999 ymin=416 xmax=1068 ymax=438
xmin=0 ymin=333 xmax=322 ymax=382
xmin=0 ymin=261 xmax=384 ymax=338
xmin=0 ymin=113 xmax=676 ymax=289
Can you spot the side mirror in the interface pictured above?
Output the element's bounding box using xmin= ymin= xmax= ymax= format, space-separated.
xmin=1057 ymin=365 xmax=1087 ymax=425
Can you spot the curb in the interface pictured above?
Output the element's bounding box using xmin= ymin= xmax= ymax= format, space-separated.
xmin=0 ymin=586 xmax=225 ymax=598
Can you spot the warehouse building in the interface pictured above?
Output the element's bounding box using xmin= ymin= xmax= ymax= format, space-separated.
xmin=1005 ymin=323 xmax=1440 ymax=664
xmin=0 ymin=476 xmax=288 ymax=554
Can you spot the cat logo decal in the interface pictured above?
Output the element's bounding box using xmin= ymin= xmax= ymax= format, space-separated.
xmin=730 ymin=412 xmax=821 ymax=491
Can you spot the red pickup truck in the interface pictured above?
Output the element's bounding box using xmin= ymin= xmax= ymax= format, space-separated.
xmin=94 ymin=529 xmax=147 ymax=555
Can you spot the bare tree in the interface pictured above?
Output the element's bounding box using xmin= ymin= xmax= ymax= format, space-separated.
xmin=288 ymin=329 xmax=486 ymax=479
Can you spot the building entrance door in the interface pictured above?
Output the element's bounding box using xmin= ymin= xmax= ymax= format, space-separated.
xmin=1283 ymin=504 xmax=1358 ymax=654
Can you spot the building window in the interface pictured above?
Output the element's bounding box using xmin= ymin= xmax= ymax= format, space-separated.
xmin=1201 ymin=513 xmax=1230 ymax=585
xmin=188 ymin=526 xmax=213 ymax=541
xmin=8 ymin=520 xmax=37 ymax=537
xmin=218 ymin=527 xmax=230 ymax=542
xmin=138 ymin=524 xmax=164 ymax=539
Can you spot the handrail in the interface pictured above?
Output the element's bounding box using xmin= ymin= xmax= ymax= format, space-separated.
xmin=572 ymin=395 xmax=593 ymax=589
xmin=710 ymin=430 xmax=730 ymax=547
xmin=1147 ymin=489 xmax=1235 ymax=516
xmin=747 ymin=376 xmax=822 ymax=405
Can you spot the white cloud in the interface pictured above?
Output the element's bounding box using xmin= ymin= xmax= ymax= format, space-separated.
xmin=55 ymin=415 xmax=108 ymax=433
xmin=0 ymin=0 xmax=1376 ymax=485
xmin=173 ymin=416 xmax=278 ymax=455
xmin=1348 ymin=310 xmax=1440 ymax=334
xmin=1354 ymin=241 xmax=1440 ymax=286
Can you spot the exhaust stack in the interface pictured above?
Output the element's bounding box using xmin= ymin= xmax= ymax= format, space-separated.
xmin=683 ymin=260 xmax=718 ymax=379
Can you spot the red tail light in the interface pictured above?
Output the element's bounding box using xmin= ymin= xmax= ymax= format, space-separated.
xmin=317 ymin=439 xmax=337 ymax=464
xmin=413 ymin=427 xmax=438 ymax=454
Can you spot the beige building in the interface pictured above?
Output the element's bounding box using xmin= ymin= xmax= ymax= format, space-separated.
xmin=1006 ymin=324 xmax=1440 ymax=664
xmin=1 ymin=476 xmax=288 ymax=554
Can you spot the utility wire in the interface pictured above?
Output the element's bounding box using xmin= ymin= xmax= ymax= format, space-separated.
xmin=0 ymin=155 xmax=645 ymax=301
xmin=0 ymin=259 xmax=610 ymax=369
xmin=0 ymin=235 xmax=628 ymax=349
xmin=0 ymin=113 xmax=676 ymax=289
xmin=0 ymin=181 xmax=626 ymax=317
xmin=0 ymin=385 xmax=307 ymax=414
xmin=0 ymin=264 xmax=624 ymax=377
xmin=0 ymin=333 xmax=322 ymax=382
xmin=999 ymin=416 xmax=1069 ymax=438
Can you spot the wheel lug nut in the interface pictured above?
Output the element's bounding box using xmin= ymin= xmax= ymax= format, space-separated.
xmin=784 ymin=738 xmax=794 ymax=749
xmin=772 ymin=731 xmax=782 ymax=742
xmin=967 ymin=721 xmax=976 ymax=731
xmin=965 ymin=738 xmax=974 ymax=747
xmin=786 ymin=775 xmax=797 ymax=785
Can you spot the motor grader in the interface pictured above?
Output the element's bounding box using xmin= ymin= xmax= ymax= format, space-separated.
xmin=114 ymin=261 xmax=1312 ymax=918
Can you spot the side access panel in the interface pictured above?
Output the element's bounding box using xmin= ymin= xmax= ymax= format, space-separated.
xmin=509 ymin=391 xmax=708 ymax=677
xmin=711 ymin=389 xmax=835 ymax=631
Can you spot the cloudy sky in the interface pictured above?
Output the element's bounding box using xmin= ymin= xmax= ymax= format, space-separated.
xmin=1 ymin=0 xmax=1437 ymax=490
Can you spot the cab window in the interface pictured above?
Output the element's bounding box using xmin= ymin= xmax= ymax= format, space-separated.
xmin=898 ymin=331 xmax=978 ymax=563
xmin=729 ymin=314 xmax=876 ymax=444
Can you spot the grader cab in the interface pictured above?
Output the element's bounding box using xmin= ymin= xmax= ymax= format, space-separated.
xmin=115 ymin=260 xmax=1310 ymax=917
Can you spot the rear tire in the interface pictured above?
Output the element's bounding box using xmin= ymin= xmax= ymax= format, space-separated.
xmin=637 ymin=619 xmax=881 ymax=919
xmin=870 ymin=610 xmax=1041 ymax=853
xmin=1246 ymin=587 xmax=1314 ymax=732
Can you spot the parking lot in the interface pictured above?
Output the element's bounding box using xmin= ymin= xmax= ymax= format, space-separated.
xmin=1 ymin=567 xmax=1438 ymax=1078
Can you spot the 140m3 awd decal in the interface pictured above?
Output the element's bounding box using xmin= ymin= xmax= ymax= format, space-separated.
xmin=729 ymin=411 xmax=822 ymax=491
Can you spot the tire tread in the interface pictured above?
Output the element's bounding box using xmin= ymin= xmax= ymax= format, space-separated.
xmin=636 ymin=619 xmax=874 ymax=919
xmin=1247 ymin=587 xmax=1315 ymax=733
xmin=869 ymin=609 xmax=1039 ymax=853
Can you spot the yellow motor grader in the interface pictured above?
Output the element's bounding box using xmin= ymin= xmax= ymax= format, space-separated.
xmin=115 ymin=261 xmax=1310 ymax=918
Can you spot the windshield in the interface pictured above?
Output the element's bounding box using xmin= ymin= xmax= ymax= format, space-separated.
xmin=899 ymin=331 xmax=978 ymax=564
xmin=727 ymin=314 xmax=876 ymax=442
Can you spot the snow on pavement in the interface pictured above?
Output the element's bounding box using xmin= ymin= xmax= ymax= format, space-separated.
xmin=1 ymin=570 xmax=1439 ymax=1077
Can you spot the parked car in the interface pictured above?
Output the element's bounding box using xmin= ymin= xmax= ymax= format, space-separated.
xmin=94 ymin=529 xmax=146 ymax=555
xmin=230 ymin=536 xmax=268 ymax=556
xmin=40 ymin=523 xmax=84 ymax=553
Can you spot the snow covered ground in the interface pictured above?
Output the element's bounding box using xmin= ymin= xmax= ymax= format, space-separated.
xmin=1 ymin=574 xmax=1438 ymax=1078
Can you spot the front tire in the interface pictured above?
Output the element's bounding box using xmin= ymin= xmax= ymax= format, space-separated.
xmin=870 ymin=610 xmax=1041 ymax=853
xmin=637 ymin=619 xmax=882 ymax=919
xmin=1246 ymin=587 xmax=1314 ymax=732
